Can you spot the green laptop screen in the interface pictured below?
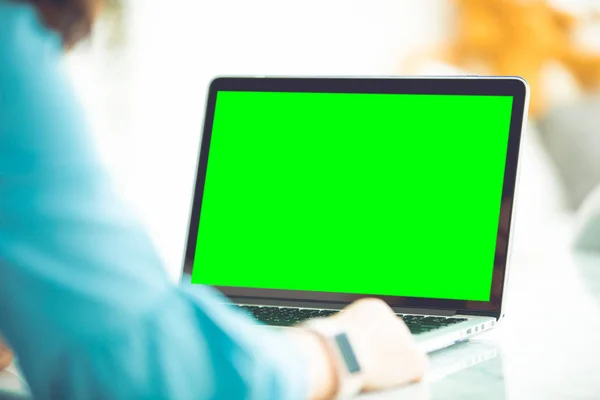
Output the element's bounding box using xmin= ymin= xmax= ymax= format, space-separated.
xmin=191 ymin=91 xmax=513 ymax=302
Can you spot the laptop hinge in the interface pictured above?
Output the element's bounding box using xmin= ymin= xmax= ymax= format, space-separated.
xmin=230 ymin=297 xmax=456 ymax=316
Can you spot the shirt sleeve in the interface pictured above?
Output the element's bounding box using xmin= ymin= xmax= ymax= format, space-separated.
xmin=0 ymin=3 xmax=309 ymax=399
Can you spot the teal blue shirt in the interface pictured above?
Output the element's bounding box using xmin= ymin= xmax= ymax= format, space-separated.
xmin=0 ymin=2 xmax=308 ymax=399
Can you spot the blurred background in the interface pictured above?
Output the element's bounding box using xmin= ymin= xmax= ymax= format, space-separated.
xmin=67 ymin=0 xmax=600 ymax=287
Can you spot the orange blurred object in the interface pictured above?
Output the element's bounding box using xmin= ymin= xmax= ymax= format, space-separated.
xmin=448 ymin=0 xmax=600 ymax=117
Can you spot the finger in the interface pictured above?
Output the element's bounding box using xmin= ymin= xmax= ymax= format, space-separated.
xmin=348 ymin=298 xmax=395 ymax=319
xmin=409 ymin=352 xmax=429 ymax=383
xmin=349 ymin=297 xmax=389 ymax=310
xmin=0 ymin=348 xmax=13 ymax=370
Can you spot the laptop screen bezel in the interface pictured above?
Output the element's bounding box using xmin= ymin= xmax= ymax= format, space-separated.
xmin=183 ymin=76 xmax=528 ymax=319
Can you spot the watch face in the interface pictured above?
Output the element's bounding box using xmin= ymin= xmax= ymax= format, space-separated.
xmin=334 ymin=333 xmax=361 ymax=374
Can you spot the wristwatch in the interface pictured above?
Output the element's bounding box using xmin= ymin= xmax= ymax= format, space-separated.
xmin=303 ymin=318 xmax=364 ymax=399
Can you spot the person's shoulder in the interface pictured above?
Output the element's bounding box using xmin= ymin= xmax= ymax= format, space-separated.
xmin=0 ymin=1 xmax=91 ymax=160
xmin=0 ymin=1 xmax=62 ymax=73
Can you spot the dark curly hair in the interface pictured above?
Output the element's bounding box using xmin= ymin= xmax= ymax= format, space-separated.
xmin=15 ymin=0 xmax=103 ymax=48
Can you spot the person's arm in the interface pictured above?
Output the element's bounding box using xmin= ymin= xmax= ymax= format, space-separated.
xmin=0 ymin=4 xmax=318 ymax=399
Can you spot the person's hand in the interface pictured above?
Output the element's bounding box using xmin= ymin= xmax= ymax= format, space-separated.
xmin=0 ymin=338 xmax=13 ymax=371
xmin=289 ymin=298 xmax=428 ymax=399
xmin=328 ymin=298 xmax=428 ymax=392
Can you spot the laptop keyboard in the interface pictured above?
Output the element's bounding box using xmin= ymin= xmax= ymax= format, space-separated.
xmin=235 ymin=305 xmax=467 ymax=335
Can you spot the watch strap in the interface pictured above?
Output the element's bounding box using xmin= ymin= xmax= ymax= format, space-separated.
xmin=303 ymin=318 xmax=363 ymax=399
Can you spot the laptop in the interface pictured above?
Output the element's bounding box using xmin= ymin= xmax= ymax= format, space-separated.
xmin=182 ymin=76 xmax=529 ymax=353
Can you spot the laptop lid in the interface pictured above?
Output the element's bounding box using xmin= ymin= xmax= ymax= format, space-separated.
xmin=183 ymin=76 xmax=529 ymax=319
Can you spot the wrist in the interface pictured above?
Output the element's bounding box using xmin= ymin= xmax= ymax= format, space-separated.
xmin=303 ymin=318 xmax=365 ymax=399
xmin=287 ymin=329 xmax=339 ymax=400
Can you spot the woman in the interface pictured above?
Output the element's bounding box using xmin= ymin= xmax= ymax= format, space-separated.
xmin=0 ymin=0 xmax=426 ymax=398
